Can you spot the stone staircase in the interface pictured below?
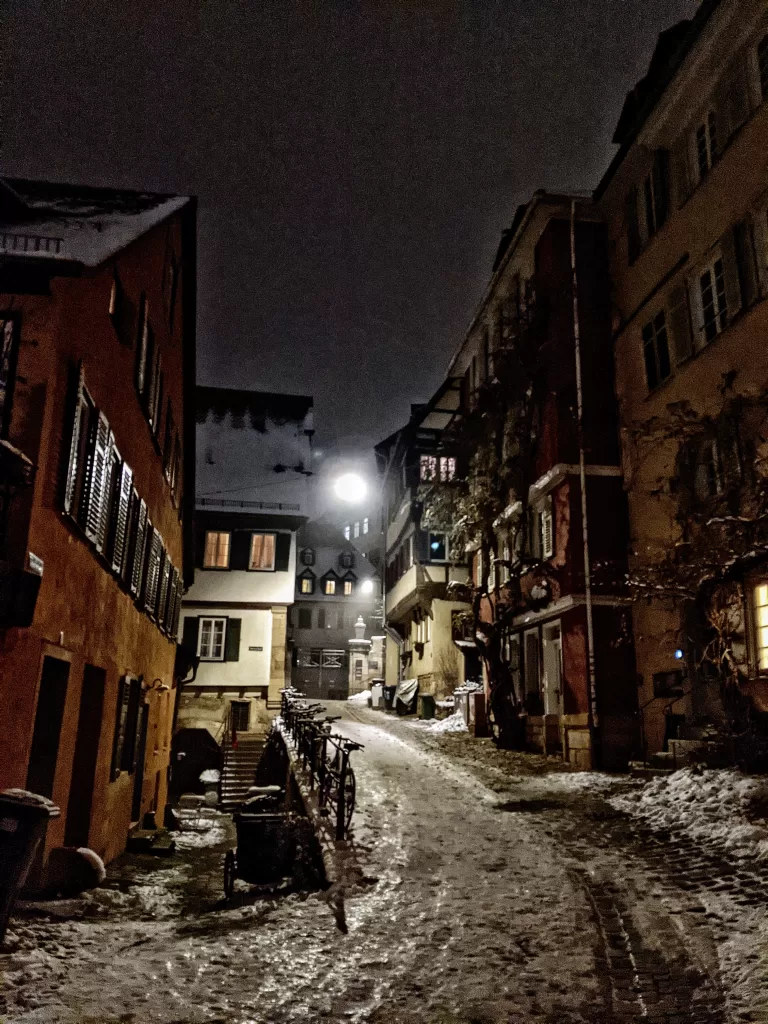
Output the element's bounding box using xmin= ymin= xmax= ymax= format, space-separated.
xmin=220 ymin=733 xmax=266 ymax=809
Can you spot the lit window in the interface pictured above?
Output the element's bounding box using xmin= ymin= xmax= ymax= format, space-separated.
xmin=354 ymin=521 xmax=360 ymax=538
xmin=343 ymin=524 xmax=350 ymax=540
xmin=439 ymin=457 xmax=456 ymax=482
xmin=642 ymin=310 xmax=672 ymax=390
xmin=300 ymin=577 xmax=313 ymax=594
xmin=428 ymin=533 xmax=447 ymax=562
xmin=754 ymin=583 xmax=768 ymax=671
xmin=363 ymin=517 xmax=369 ymax=534
xmin=343 ymin=580 xmax=353 ymax=596
xmin=204 ymin=531 xmax=230 ymax=568
xmin=695 ymin=110 xmax=718 ymax=180
xmin=325 ymin=579 xmax=336 ymax=595
xmin=249 ymin=532 xmax=276 ymax=570
xmin=420 ymin=455 xmax=437 ymax=481
xmin=697 ymin=257 xmax=728 ymax=345
xmin=198 ymin=617 xmax=226 ymax=661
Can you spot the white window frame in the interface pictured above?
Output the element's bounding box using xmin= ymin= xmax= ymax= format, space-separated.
xmin=693 ymin=252 xmax=728 ymax=348
xmin=353 ymin=521 xmax=360 ymax=538
xmin=343 ymin=524 xmax=350 ymax=541
xmin=249 ymin=531 xmax=276 ymax=571
xmin=752 ymin=581 xmax=768 ymax=673
xmin=420 ymin=454 xmax=438 ymax=482
xmin=300 ymin=576 xmax=313 ymax=594
xmin=363 ymin=517 xmax=369 ymax=534
xmin=324 ymin=578 xmax=336 ymax=595
xmin=693 ymin=108 xmax=718 ymax=182
xmin=343 ymin=580 xmax=353 ymax=596
xmin=439 ymin=456 xmax=456 ymax=482
xmin=198 ymin=617 xmax=226 ymax=661
xmin=203 ymin=530 xmax=231 ymax=569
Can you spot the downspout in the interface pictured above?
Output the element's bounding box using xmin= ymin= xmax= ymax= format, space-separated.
xmin=570 ymin=199 xmax=600 ymax=767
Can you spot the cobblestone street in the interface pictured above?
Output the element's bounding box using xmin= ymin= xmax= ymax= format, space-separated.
xmin=2 ymin=704 xmax=768 ymax=1023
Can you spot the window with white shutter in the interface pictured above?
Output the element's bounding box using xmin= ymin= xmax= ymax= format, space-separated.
xmin=63 ymin=366 xmax=94 ymax=518
xmin=110 ymin=462 xmax=133 ymax=576
xmin=83 ymin=412 xmax=112 ymax=551
xmin=135 ymin=296 xmax=149 ymax=395
xmin=130 ymin=499 xmax=149 ymax=597
xmin=540 ymin=504 xmax=554 ymax=560
xmin=170 ymin=570 xmax=183 ymax=636
xmin=156 ymin=551 xmax=172 ymax=629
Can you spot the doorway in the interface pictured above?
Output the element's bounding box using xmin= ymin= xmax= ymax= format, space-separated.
xmin=230 ymin=700 xmax=251 ymax=733
xmin=130 ymin=703 xmax=150 ymax=824
xmin=26 ymin=656 xmax=70 ymax=800
xmin=64 ymin=665 xmax=106 ymax=848
xmin=541 ymin=623 xmax=563 ymax=717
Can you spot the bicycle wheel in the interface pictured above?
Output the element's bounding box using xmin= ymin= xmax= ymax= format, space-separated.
xmin=343 ymin=768 xmax=356 ymax=831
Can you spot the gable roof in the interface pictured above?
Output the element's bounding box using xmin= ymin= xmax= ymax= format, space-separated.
xmin=0 ymin=177 xmax=191 ymax=268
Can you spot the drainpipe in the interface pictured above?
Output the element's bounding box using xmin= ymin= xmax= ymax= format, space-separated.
xmin=570 ymin=199 xmax=600 ymax=767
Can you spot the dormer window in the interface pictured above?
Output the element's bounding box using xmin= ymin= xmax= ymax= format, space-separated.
xmin=300 ymin=547 xmax=315 ymax=566
xmin=298 ymin=571 xmax=315 ymax=595
xmin=325 ymin=578 xmax=336 ymax=595
xmin=339 ymin=550 xmax=355 ymax=570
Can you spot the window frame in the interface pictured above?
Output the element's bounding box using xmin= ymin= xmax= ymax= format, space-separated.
xmin=694 ymin=252 xmax=728 ymax=347
xmin=248 ymin=531 xmax=277 ymax=572
xmin=693 ymin=108 xmax=718 ymax=182
xmin=203 ymin=530 xmax=231 ymax=570
xmin=427 ymin=532 xmax=448 ymax=563
xmin=641 ymin=309 xmax=672 ymax=391
xmin=198 ymin=616 xmax=228 ymax=662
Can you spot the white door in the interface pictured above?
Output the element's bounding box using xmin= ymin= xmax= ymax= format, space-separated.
xmin=541 ymin=623 xmax=563 ymax=717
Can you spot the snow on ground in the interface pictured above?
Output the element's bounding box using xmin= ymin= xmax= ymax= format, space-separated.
xmin=611 ymin=766 xmax=768 ymax=861
xmin=346 ymin=689 xmax=371 ymax=705
xmin=401 ymin=709 xmax=468 ymax=733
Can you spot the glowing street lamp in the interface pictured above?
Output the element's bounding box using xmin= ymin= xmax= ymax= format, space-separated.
xmin=360 ymin=579 xmax=374 ymax=595
xmin=333 ymin=472 xmax=368 ymax=504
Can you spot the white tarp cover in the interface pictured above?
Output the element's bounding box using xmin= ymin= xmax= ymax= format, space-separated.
xmin=395 ymin=678 xmax=419 ymax=711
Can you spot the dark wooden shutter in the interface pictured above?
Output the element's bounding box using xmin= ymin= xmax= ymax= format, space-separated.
xmin=652 ymin=149 xmax=670 ymax=231
xmin=171 ymin=573 xmax=183 ymax=635
xmin=111 ymin=462 xmax=133 ymax=575
xmin=143 ymin=528 xmax=163 ymax=615
xmin=156 ymin=550 xmax=172 ymax=629
xmin=734 ymin=218 xmax=759 ymax=310
xmin=130 ymin=499 xmax=149 ymax=597
xmin=63 ymin=365 xmax=86 ymax=515
xmin=123 ymin=679 xmax=142 ymax=773
xmin=225 ymin=618 xmax=241 ymax=662
xmin=111 ymin=676 xmax=130 ymax=779
xmin=123 ymin=486 xmax=140 ymax=584
xmin=275 ymin=532 xmax=291 ymax=571
xmin=181 ymin=615 xmax=199 ymax=653
xmin=668 ymin=284 xmax=693 ymax=364
xmin=135 ymin=296 xmax=148 ymax=394
xmin=672 ymin=135 xmax=691 ymax=208
xmin=230 ymin=531 xmax=251 ymax=570
xmin=625 ymin=186 xmax=641 ymax=264
xmin=84 ymin=412 xmax=111 ymax=550
xmin=720 ymin=226 xmax=742 ymax=320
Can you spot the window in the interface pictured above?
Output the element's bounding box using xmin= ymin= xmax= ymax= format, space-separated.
xmin=353 ymin=521 xmax=360 ymax=538
xmin=337 ymin=610 xmax=345 ymax=630
xmin=162 ymin=401 xmax=174 ymax=480
xmin=759 ymin=36 xmax=768 ymax=101
xmin=439 ymin=456 xmax=456 ymax=482
xmin=230 ymin=700 xmax=250 ymax=733
xmin=343 ymin=524 xmax=350 ymax=540
xmin=317 ymin=609 xmax=326 ymax=629
xmin=420 ymin=455 xmax=438 ymax=481
xmin=111 ymin=675 xmax=142 ymax=779
xmin=198 ymin=617 xmax=227 ymax=660
xmin=695 ymin=110 xmax=718 ymax=180
xmin=135 ymin=296 xmax=149 ymax=395
xmin=694 ymin=438 xmax=724 ymax=501
xmin=204 ymin=531 xmax=230 ymax=568
xmin=428 ymin=533 xmax=447 ymax=562
xmin=339 ymin=550 xmax=355 ymax=569
xmin=363 ymin=517 xmax=369 ymax=534
xmin=143 ymin=527 xmax=163 ymax=616
xmin=642 ymin=149 xmax=670 ymax=241
xmin=298 ymin=607 xmax=312 ymax=629
xmin=249 ymin=532 xmax=276 ymax=570
xmin=753 ymin=583 xmax=768 ymax=672
xmin=0 ymin=319 xmax=18 ymax=438
xmin=300 ymin=576 xmax=314 ymax=594
xmin=697 ymin=256 xmax=728 ymax=345
xmin=300 ymin=547 xmax=315 ymax=566
xmin=343 ymin=580 xmax=353 ymax=596
xmin=324 ymin=578 xmax=336 ymax=595
xmin=540 ymin=507 xmax=554 ymax=560
xmin=642 ymin=310 xmax=672 ymax=390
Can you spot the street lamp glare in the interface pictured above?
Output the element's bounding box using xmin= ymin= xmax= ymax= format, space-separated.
xmin=334 ymin=473 xmax=368 ymax=503
xmin=360 ymin=579 xmax=374 ymax=595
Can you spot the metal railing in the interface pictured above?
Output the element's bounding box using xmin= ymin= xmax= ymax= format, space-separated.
xmin=280 ymin=688 xmax=363 ymax=840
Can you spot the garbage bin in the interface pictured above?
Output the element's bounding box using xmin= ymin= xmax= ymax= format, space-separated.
xmin=371 ymin=680 xmax=384 ymax=709
xmin=419 ymin=694 xmax=436 ymax=720
xmin=382 ymin=684 xmax=396 ymax=711
xmin=0 ymin=790 xmax=60 ymax=943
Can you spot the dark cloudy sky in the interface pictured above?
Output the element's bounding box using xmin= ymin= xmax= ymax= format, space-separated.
xmin=6 ymin=0 xmax=695 ymax=453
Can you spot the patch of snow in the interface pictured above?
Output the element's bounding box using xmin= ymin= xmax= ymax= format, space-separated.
xmin=347 ymin=689 xmax=372 ymax=704
xmin=198 ymin=768 xmax=220 ymax=784
xmin=611 ymin=767 xmax=768 ymax=861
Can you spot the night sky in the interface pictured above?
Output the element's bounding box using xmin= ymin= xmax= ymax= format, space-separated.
xmin=6 ymin=0 xmax=695 ymax=456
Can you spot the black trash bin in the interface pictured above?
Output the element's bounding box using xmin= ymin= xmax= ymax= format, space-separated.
xmin=382 ymin=684 xmax=397 ymax=711
xmin=0 ymin=790 xmax=60 ymax=943
xmin=419 ymin=694 xmax=436 ymax=720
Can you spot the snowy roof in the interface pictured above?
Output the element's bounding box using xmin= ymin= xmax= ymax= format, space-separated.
xmin=0 ymin=177 xmax=190 ymax=268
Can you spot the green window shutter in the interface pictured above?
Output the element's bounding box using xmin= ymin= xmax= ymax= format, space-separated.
xmin=275 ymin=532 xmax=291 ymax=571
xmin=225 ymin=618 xmax=241 ymax=662
xmin=230 ymin=531 xmax=251 ymax=570
xmin=667 ymin=284 xmax=693 ymax=365
xmin=181 ymin=615 xmax=199 ymax=654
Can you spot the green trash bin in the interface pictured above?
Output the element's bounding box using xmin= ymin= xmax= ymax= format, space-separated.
xmin=419 ymin=694 xmax=436 ymax=720
xmin=382 ymin=685 xmax=396 ymax=711
xmin=0 ymin=790 xmax=60 ymax=943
